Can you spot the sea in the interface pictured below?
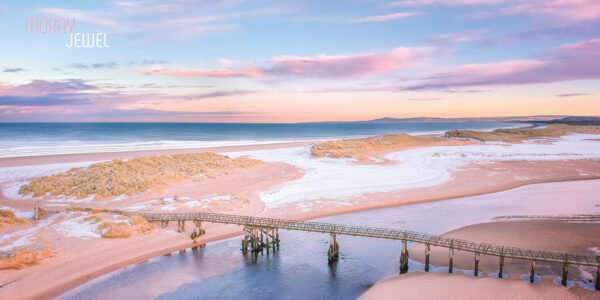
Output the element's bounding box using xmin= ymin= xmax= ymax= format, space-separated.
xmin=0 ymin=122 xmax=521 ymax=158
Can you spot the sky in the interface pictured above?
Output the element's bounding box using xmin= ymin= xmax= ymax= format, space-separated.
xmin=0 ymin=0 xmax=599 ymax=122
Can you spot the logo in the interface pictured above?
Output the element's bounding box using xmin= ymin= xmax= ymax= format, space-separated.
xmin=25 ymin=18 xmax=110 ymax=48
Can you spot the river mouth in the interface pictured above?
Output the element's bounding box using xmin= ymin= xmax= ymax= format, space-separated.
xmin=58 ymin=180 xmax=600 ymax=300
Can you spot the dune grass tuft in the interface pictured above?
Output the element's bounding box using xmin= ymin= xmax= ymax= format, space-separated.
xmin=19 ymin=153 xmax=264 ymax=199
xmin=310 ymin=134 xmax=443 ymax=159
xmin=96 ymin=215 xmax=153 ymax=238
xmin=0 ymin=247 xmax=55 ymax=270
xmin=0 ymin=209 xmax=30 ymax=227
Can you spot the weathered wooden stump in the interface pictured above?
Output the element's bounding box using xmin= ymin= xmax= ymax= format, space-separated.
xmin=33 ymin=203 xmax=47 ymax=221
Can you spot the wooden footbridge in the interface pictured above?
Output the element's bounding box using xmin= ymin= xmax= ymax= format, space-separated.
xmin=129 ymin=210 xmax=600 ymax=290
xmin=40 ymin=205 xmax=600 ymax=290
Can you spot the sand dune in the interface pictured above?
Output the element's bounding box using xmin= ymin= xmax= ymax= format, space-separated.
xmin=445 ymin=124 xmax=600 ymax=143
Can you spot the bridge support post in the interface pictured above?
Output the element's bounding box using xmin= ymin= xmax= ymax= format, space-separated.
xmin=425 ymin=244 xmax=430 ymax=272
xmin=499 ymin=256 xmax=504 ymax=278
xmin=530 ymin=260 xmax=536 ymax=283
xmin=276 ymin=228 xmax=280 ymax=248
xmin=448 ymin=248 xmax=454 ymax=273
xmin=596 ymin=266 xmax=600 ymax=291
xmin=177 ymin=220 xmax=185 ymax=233
xmin=241 ymin=227 xmax=249 ymax=254
xmin=474 ymin=253 xmax=480 ymax=277
xmin=160 ymin=221 xmax=169 ymax=229
xmin=399 ymin=239 xmax=409 ymax=274
xmin=191 ymin=220 xmax=204 ymax=241
xmin=328 ymin=233 xmax=339 ymax=264
xmin=561 ymin=263 xmax=568 ymax=287
xmin=271 ymin=229 xmax=276 ymax=251
xmin=265 ymin=229 xmax=270 ymax=254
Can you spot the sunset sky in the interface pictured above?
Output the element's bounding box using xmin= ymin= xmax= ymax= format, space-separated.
xmin=1 ymin=0 xmax=599 ymax=122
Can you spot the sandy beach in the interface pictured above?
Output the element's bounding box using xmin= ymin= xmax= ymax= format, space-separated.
xmin=1 ymin=131 xmax=600 ymax=299
xmin=359 ymin=272 xmax=598 ymax=300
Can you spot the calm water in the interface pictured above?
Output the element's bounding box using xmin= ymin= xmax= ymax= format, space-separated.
xmin=59 ymin=181 xmax=600 ymax=300
xmin=0 ymin=122 xmax=519 ymax=148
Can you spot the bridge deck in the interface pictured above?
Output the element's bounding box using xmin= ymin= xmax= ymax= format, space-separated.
xmin=135 ymin=211 xmax=600 ymax=267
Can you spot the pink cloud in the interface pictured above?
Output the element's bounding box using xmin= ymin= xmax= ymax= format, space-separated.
xmin=350 ymin=12 xmax=423 ymax=23
xmin=405 ymin=38 xmax=600 ymax=90
xmin=136 ymin=47 xmax=433 ymax=78
xmin=269 ymin=47 xmax=418 ymax=77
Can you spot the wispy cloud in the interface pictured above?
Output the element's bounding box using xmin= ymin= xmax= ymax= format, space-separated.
xmin=424 ymin=30 xmax=487 ymax=45
xmin=390 ymin=0 xmax=600 ymax=21
xmin=350 ymin=12 xmax=422 ymax=23
xmin=69 ymin=62 xmax=117 ymax=69
xmin=0 ymin=79 xmax=99 ymax=106
xmin=556 ymin=93 xmax=592 ymax=98
xmin=183 ymin=90 xmax=259 ymax=100
xmin=407 ymin=97 xmax=442 ymax=101
xmin=136 ymin=46 xmax=435 ymax=78
xmin=137 ymin=66 xmax=265 ymax=77
xmin=3 ymin=67 xmax=25 ymax=73
xmin=40 ymin=1 xmax=295 ymax=41
xmin=404 ymin=38 xmax=600 ymax=90
xmin=67 ymin=60 xmax=168 ymax=69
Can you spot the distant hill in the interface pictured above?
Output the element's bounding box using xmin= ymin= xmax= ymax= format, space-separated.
xmin=363 ymin=116 xmax=568 ymax=123
xmin=540 ymin=116 xmax=600 ymax=125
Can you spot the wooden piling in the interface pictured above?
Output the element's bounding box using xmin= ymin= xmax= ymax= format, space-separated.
xmin=272 ymin=229 xmax=276 ymax=251
xmin=328 ymin=233 xmax=339 ymax=263
xmin=161 ymin=220 xmax=169 ymax=229
xmin=530 ymin=260 xmax=536 ymax=283
xmin=448 ymin=239 xmax=454 ymax=274
xmin=498 ymin=256 xmax=505 ymax=278
xmin=177 ymin=220 xmax=185 ymax=233
xmin=424 ymin=244 xmax=430 ymax=272
xmin=265 ymin=229 xmax=270 ymax=254
xmin=474 ymin=253 xmax=480 ymax=277
xmin=399 ymin=239 xmax=409 ymax=274
xmin=449 ymin=248 xmax=454 ymax=273
xmin=561 ymin=263 xmax=568 ymax=287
